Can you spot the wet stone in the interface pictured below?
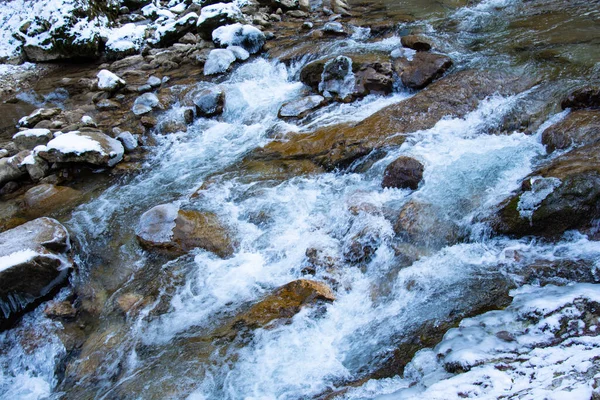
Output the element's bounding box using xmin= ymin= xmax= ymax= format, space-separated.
xmin=193 ymin=87 xmax=225 ymax=117
xmin=382 ymin=156 xmax=424 ymax=190
xmin=401 ymin=34 xmax=432 ymax=51
xmin=278 ymin=95 xmax=326 ymax=119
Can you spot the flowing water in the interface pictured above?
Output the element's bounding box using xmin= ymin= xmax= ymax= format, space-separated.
xmin=2 ymin=0 xmax=600 ymax=398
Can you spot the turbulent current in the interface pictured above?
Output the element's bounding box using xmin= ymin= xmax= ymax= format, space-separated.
xmin=1 ymin=0 xmax=600 ymax=399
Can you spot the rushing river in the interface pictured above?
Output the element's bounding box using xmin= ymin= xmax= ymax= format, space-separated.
xmin=1 ymin=0 xmax=600 ymax=398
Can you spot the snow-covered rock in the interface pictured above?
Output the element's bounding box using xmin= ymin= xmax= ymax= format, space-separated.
xmin=204 ymin=48 xmax=236 ymax=75
xmin=132 ymin=92 xmax=160 ymax=115
xmin=0 ymin=150 xmax=29 ymax=185
xmin=13 ymin=128 xmax=53 ymax=150
xmin=152 ymin=12 xmax=198 ymax=47
xmin=212 ymin=23 xmax=266 ymax=54
xmin=38 ymin=130 xmax=124 ymax=167
xmin=0 ymin=217 xmax=72 ymax=328
xmin=97 ymin=69 xmax=126 ymax=92
xmin=17 ymin=108 xmax=61 ymax=128
xmin=196 ymin=3 xmax=244 ymax=39
xmin=104 ymin=23 xmax=147 ymax=60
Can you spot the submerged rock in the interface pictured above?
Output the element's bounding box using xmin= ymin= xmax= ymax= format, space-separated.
xmin=0 ymin=217 xmax=72 ymax=329
xmin=278 ymin=95 xmax=326 ymax=119
xmin=136 ymin=203 xmax=235 ymax=257
xmin=382 ymin=156 xmax=424 ymax=190
xmin=38 ymin=130 xmax=125 ymax=167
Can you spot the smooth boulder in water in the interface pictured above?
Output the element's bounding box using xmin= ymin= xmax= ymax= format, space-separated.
xmin=132 ymin=92 xmax=160 ymax=116
xmin=0 ymin=217 xmax=73 ymax=330
xmin=278 ymin=95 xmax=326 ymax=119
xmin=394 ymin=52 xmax=453 ymax=89
xmin=561 ymin=87 xmax=600 ymax=110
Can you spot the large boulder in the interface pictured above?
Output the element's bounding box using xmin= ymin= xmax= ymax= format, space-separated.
xmin=245 ymin=70 xmax=533 ymax=171
xmin=136 ymin=203 xmax=235 ymax=257
xmin=196 ymin=3 xmax=244 ymax=39
xmin=38 ymin=130 xmax=124 ymax=167
xmin=401 ymin=35 xmax=432 ymax=51
xmin=0 ymin=217 xmax=73 ymax=329
xmin=23 ymin=184 xmax=83 ymax=216
xmin=394 ymin=52 xmax=453 ymax=89
xmin=541 ymin=109 xmax=600 ymax=153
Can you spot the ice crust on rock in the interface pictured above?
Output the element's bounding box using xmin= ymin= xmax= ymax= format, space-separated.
xmin=204 ymin=49 xmax=237 ymax=75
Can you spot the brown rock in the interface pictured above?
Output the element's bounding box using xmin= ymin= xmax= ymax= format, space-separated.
xmin=395 ymin=52 xmax=453 ymax=89
xmin=23 ymin=184 xmax=83 ymax=216
xmin=382 ymin=156 xmax=424 ymax=190
xmin=235 ymin=279 xmax=335 ymax=329
xmin=44 ymin=301 xmax=77 ymax=320
xmin=136 ymin=204 xmax=235 ymax=258
xmin=401 ymin=34 xmax=432 ymax=51
xmin=561 ymin=87 xmax=600 ymax=110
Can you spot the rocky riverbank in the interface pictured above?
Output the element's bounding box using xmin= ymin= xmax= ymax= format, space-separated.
xmin=1 ymin=0 xmax=600 ymax=398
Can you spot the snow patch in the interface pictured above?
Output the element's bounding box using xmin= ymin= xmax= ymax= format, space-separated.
xmin=0 ymin=249 xmax=39 ymax=273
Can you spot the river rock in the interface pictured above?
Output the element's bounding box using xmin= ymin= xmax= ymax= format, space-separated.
xmin=24 ymin=154 xmax=49 ymax=181
xmin=382 ymin=156 xmax=424 ymax=190
xmin=541 ymin=109 xmax=600 ymax=153
xmin=561 ymin=86 xmax=600 ymax=110
xmin=0 ymin=217 xmax=72 ymax=329
xmin=197 ymin=3 xmax=244 ymax=39
xmin=136 ymin=203 xmax=235 ymax=257
xmin=96 ymin=69 xmax=126 ymax=92
xmin=234 ymin=279 xmax=335 ymax=329
xmin=193 ymin=87 xmax=225 ymax=117
xmin=23 ymin=184 xmax=83 ymax=215
xmin=401 ymin=35 xmax=432 ymax=51
xmin=494 ymin=141 xmax=600 ymax=237
xmin=132 ymin=93 xmax=160 ymax=115
xmin=38 ymin=130 xmax=125 ymax=167
xmin=212 ymin=23 xmax=266 ymax=54
xmin=17 ymin=108 xmax=62 ymax=128
xmin=12 ymin=128 xmax=53 ymax=151
xmin=245 ymin=70 xmax=532 ymax=171
xmin=394 ymin=52 xmax=453 ymax=89
xmin=278 ymin=95 xmax=326 ymax=119
xmin=394 ymin=200 xmax=460 ymax=248
xmin=322 ymin=22 xmax=347 ymax=36
xmin=203 ymin=49 xmax=236 ymax=75
xmin=0 ymin=150 xmax=29 ymax=186
xmin=300 ymin=55 xmax=394 ymax=99
xmin=116 ymin=131 xmax=139 ymax=152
